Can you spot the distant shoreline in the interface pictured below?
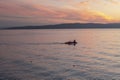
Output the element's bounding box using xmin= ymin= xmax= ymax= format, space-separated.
xmin=2 ymin=28 xmax=120 ymax=30
xmin=2 ymin=23 xmax=120 ymax=29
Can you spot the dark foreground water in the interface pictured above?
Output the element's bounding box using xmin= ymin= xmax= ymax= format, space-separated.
xmin=0 ymin=29 xmax=120 ymax=80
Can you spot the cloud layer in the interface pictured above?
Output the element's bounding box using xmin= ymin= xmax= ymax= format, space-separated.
xmin=0 ymin=0 xmax=120 ymax=27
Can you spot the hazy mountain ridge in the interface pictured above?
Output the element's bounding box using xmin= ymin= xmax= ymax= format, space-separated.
xmin=4 ymin=23 xmax=120 ymax=29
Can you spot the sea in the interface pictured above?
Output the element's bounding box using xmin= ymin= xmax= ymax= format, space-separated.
xmin=0 ymin=29 xmax=120 ymax=80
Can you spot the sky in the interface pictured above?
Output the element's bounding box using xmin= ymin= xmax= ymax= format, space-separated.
xmin=0 ymin=0 xmax=120 ymax=28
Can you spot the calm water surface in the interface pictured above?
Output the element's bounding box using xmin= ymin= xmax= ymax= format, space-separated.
xmin=0 ymin=29 xmax=120 ymax=80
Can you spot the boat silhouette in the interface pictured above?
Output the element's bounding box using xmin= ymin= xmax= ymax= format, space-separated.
xmin=64 ymin=40 xmax=77 ymax=46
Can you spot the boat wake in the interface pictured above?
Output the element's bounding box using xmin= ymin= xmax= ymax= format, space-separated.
xmin=0 ymin=41 xmax=77 ymax=46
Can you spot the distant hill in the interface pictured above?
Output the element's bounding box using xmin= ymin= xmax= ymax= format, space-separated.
xmin=4 ymin=23 xmax=120 ymax=29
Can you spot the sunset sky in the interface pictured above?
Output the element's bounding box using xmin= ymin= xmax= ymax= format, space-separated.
xmin=0 ymin=0 xmax=120 ymax=28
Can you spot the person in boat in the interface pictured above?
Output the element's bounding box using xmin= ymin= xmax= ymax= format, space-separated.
xmin=65 ymin=40 xmax=77 ymax=44
xmin=73 ymin=40 xmax=77 ymax=43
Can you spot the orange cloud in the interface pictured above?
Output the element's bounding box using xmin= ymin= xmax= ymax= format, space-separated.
xmin=60 ymin=9 xmax=113 ymax=23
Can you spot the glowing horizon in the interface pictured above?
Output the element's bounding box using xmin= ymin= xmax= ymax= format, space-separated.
xmin=0 ymin=0 xmax=120 ymax=28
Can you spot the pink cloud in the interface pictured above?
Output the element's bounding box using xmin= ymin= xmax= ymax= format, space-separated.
xmin=0 ymin=0 xmax=118 ymax=27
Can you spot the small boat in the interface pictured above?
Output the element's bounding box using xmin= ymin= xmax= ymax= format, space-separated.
xmin=64 ymin=40 xmax=77 ymax=45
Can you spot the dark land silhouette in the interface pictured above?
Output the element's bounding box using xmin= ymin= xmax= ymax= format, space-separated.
xmin=3 ymin=23 xmax=120 ymax=29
